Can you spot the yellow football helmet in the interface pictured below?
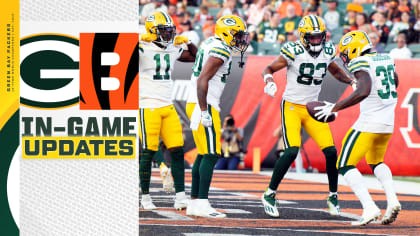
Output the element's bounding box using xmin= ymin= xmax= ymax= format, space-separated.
xmin=339 ymin=31 xmax=373 ymax=64
xmin=145 ymin=11 xmax=176 ymax=45
xmin=215 ymin=15 xmax=250 ymax=53
xmin=298 ymin=15 xmax=327 ymax=53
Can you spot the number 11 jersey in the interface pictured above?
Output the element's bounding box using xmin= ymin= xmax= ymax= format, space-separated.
xmin=280 ymin=41 xmax=336 ymax=105
xmin=139 ymin=41 xmax=184 ymax=108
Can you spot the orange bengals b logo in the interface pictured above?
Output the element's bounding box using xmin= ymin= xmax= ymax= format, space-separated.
xmin=79 ymin=33 xmax=139 ymax=110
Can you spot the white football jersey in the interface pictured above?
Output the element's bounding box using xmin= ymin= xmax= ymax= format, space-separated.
xmin=347 ymin=53 xmax=398 ymax=133
xmin=280 ymin=41 xmax=337 ymax=105
xmin=139 ymin=41 xmax=184 ymax=108
xmin=187 ymin=37 xmax=233 ymax=111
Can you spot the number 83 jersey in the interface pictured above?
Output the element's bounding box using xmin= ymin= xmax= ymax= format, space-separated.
xmin=139 ymin=42 xmax=184 ymax=108
xmin=280 ymin=41 xmax=336 ymax=105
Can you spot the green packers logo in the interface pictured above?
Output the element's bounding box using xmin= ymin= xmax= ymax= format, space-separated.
xmin=223 ymin=18 xmax=236 ymax=26
xmin=298 ymin=19 xmax=305 ymax=28
xmin=20 ymin=34 xmax=79 ymax=109
xmin=341 ymin=35 xmax=353 ymax=46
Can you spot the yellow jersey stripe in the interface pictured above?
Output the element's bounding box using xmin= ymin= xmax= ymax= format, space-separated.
xmin=348 ymin=62 xmax=369 ymax=71
xmin=281 ymin=48 xmax=294 ymax=59
xmin=210 ymin=48 xmax=230 ymax=58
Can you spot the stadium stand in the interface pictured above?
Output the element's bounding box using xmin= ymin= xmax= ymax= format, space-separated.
xmin=139 ymin=0 xmax=420 ymax=56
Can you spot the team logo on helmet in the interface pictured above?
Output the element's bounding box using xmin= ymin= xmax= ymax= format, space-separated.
xmin=341 ymin=35 xmax=353 ymax=46
xmin=146 ymin=15 xmax=155 ymax=22
xmin=298 ymin=19 xmax=305 ymax=28
xmin=223 ymin=18 xmax=237 ymax=26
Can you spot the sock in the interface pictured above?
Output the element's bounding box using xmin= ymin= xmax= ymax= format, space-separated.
xmin=140 ymin=149 xmax=155 ymax=194
xmin=198 ymin=154 xmax=219 ymax=199
xmin=373 ymin=163 xmax=399 ymax=205
xmin=323 ymin=146 xmax=338 ymax=193
xmin=343 ymin=167 xmax=375 ymax=209
xmin=269 ymin=147 xmax=299 ymax=191
xmin=153 ymin=147 xmax=165 ymax=166
xmin=170 ymin=147 xmax=185 ymax=193
xmin=191 ymin=154 xmax=203 ymax=198
xmin=329 ymin=192 xmax=337 ymax=196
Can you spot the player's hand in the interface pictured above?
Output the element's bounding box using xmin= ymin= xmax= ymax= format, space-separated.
xmin=264 ymin=82 xmax=277 ymax=97
xmin=140 ymin=33 xmax=157 ymax=42
xmin=314 ymin=101 xmax=337 ymax=122
xmin=174 ymin=35 xmax=189 ymax=46
xmin=201 ymin=110 xmax=213 ymax=127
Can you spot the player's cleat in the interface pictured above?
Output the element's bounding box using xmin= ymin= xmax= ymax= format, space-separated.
xmin=381 ymin=202 xmax=401 ymax=225
xmin=261 ymin=190 xmax=279 ymax=218
xmin=351 ymin=204 xmax=381 ymax=226
xmin=186 ymin=199 xmax=197 ymax=216
xmin=141 ymin=194 xmax=157 ymax=210
xmin=327 ymin=194 xmax=341 ymax=216
xmin=160 ymin=164 xmax=174 ymax=194
xmin=195 ymin=199 xmax=226 ymax=218
xmin=174 ymin=192 xmax=188 ymax=210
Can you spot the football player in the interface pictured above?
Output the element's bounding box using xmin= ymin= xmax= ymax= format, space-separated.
xmin=261 ymin=15 xmax=355 ymax=217
xmin=139 ymin=11 xmax=197 ymax=210
xmin=315 ymin=31 xmax=401 ymax=226
xmin=185 ymin=15 xmax=250 ymax=218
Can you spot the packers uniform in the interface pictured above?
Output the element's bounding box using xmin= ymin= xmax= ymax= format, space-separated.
xmin=337 ymin=53 xmax=397 ymax=169
xmin=280 ymin=40 xmax=337 ymax=149
xmin=186 ymin=36 xmax=232 ymax=155
xmin=139 ymin=41 xmax=184 ymax=151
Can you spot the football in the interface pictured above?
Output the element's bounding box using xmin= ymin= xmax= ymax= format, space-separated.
xmin=306 ymin=101 xmax=336 ymax=123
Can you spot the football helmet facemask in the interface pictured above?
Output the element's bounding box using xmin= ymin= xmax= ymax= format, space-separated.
xmin=298 ymin=15 xmax=327 ymax=53
xmin=145 ymin=11 xmax=176 ymax=46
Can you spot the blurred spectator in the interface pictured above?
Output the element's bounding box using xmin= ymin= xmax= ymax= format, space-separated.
xmin=286 ymin=31 xmax=298 ymax=42
xmin=193 ymin=5 xmax=210 ymax=26
xmin=168 ymin=4 xmax=182 ymax=34
xmin=388 ymin=0 xmax=402 ymax=22
xmin=215 ymin=115 xmax=243 ymax=170
xmin=390 ymin=11 xmax=411 ymax=41
xmin=400 ymin=16 xmax=420 ymax=44
xmin=303 ymin=0 xmax=323 ymax=16
xmin=389 ymin=33 xmax=413 ymax=58
xmin=180 ymin=20 xmax=201 ymax=46
xmin=277 ymin=0 xmax=303 ymax=18
xmin=343 ymin=3 xmax=363 ymax=32
xmin=369 ymin=32 xmax=385 ymax=53
xmin=257 ymin=10 xmax=272 ymax=32
xmin=258 ymin=13 xmax=284 ymax=43
xmin=140 ymin=0 xmax=168 ymax=23
xmin=412 ymin=0 xmax=420 ymax=19
xmin=372 ymin=12 xmax=392 ymax=43
xmin=202 ymin=0 xmax=221 ymax=8
xmin=369 ymin=0 xmax=387 ymax=22
xmin=350 ymin=13 xmax=377 ymax=33
xmin=239 ymin=0 xmax=254 ymax=9
xmin=247 ymin=0 xmax=269 ymax=27
xmin=280 ymin=4 xmax=301 ymax=36
xmin=202 ymin=15 xmax=216 ymax=39
xmin=323 ymin=0 xmax=344 ymax=31
xmin=217 ymin=0 xmax=237 ymax=18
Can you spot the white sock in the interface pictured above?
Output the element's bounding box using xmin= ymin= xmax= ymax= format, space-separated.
xmin=142 ymin=194 xmax=151 ymax=201
xmin=374 ymin=163 xmax=399 ymax=205
xmin=175 ymin=191 xmax=186 ymax=199
xmin=344 ymin=168 xmax=375 ymax=209
xmin=265 ymin=188 xmax=276 ymax=195
xmin=329 ymin=192 xmax=337 ymax=196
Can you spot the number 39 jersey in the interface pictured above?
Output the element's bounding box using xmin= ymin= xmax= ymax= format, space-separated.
xmin=347 ymin=53 xmax=398 ymax=133
xmin=280 ymin=41 xmax=336 ymax=105
xmin=139 ymin=42 xmax=184 ymax=108
xmin=187 ymin=37 xmax=232 ymax=112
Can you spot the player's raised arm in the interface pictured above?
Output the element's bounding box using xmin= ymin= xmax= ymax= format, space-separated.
xmin=176 ymin=36 xmax=198 ymax=62
xmin=332 ymin=70 xmax=371 ymax=112
xmin=262 ymin=55 xmax=288 ymax=97
xmin=327 ymin=61 xmax=356 ymax=86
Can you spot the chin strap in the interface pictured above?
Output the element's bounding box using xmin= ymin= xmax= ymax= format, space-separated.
xmin=238 ymin=51 xmax=245 ymax=68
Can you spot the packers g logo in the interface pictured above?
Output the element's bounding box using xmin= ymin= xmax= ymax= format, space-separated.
xmin=298 ymin=19 xmax=305 ymax=28
xmin=146 ymin=15 xmax=155 ymax=22
xmin=341 ymin=35 xmax=353 ymax=46
xmin=223 ymin=18 xmax=236 ymax=26
xmin=20 ymin=34 xmax=79 ymax=109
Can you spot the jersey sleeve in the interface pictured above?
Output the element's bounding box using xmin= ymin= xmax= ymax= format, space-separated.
xmin=139 ymin=43 xmax=144 ymax=54
xmin=208 ymin=46 xmax=231 ymax=63
xmin=177 ymin=46 xmax=184 ymax=59
xmin=280 ymin=42 xmax=296 ymax=64
xmin=347 ymin=57 xmax=370 ymax=74
xmin=325 ymin=42 xmax=337 ymax=61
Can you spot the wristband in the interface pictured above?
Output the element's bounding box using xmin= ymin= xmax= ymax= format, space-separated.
xmin=263 ymin=74 xmax=273 ymax=83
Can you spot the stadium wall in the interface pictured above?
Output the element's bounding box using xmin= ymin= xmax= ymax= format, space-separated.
xmin=172 ymin=56 xmax=420 ymax=176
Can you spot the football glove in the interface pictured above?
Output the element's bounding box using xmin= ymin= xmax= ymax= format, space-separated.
xmin=140 ymin=33 xmax=157 ymax=42
xmin=174 ymin=36 xmax=189 ymax=46
xmin=314 ymin=101 xmax=337 ymax=122
xmin=264 ymin=82 xmax=277 ymax=97
xmin=201 ymin=110 xmax=213 ymax=127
